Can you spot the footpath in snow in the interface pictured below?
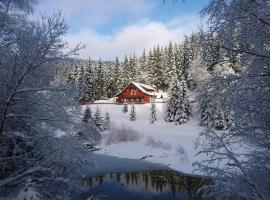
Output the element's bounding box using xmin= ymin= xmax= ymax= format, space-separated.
xmin=85 ymin=103 xmax=205 ymax=175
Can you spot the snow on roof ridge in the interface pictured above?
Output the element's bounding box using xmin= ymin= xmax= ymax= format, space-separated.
xmin=132 ymin=82 xmax=155 ymax=90
xmin=131 ymin=82 xmax=155 ymax=96
xmin=115 ymin=81 xmax=155 ymax=97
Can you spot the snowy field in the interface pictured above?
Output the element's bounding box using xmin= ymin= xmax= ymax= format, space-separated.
xmin=85 ymin=103 xmax=205 ymax=175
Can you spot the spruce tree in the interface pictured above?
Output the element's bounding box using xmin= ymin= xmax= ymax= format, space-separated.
xmin=121 ymin=55 xmax=130 ymax=87
xmin=138 ymin=49 xmax=148 ymax=83
xmin=174 ymin=44 xmax=183 ymax=80
xmin=149 ymin=45 xmax=164 ymax=89
xmin=84 ymin=59 xmax=95 ymax=102
xmin=94 ymin=107 xmax=103 ymax=130
xmin=95 ymin=59 xmax=106 ymax=99
xmin=67 ymin=64 xmax=79 ymax=83
xmin=165 ymin=80 xmax=191 ymax=124
xmin=181 ymin=38 xmax=192 ymax=87
xmin=78 ymin=64 xmax=86 ymax=102
xmin=122 ymin=99 xmax=128 ymax=113
xmin=200 ymin=103 xmax=214 ymax=127
xmin=150 ymin=103 xmax=157 ymax=124
xmin=130 ymin=104 xmax=136 ymax=121
xmin=103 ymin=112 xmax=111 ymax=130
xmin=164 ymin=41 xmax=175 ymax=87
xmin=129 ymin=54 xmax=137 ymax=81
xmin=112 ymin=57 xmax=122 ymax=94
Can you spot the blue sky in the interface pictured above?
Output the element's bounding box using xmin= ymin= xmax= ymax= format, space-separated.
xmin=34 ymin=0 xmax=209 ymax=60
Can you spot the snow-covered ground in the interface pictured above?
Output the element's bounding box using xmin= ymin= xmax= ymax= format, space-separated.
xmin=85 ymin=103 xmax=205 ymax=175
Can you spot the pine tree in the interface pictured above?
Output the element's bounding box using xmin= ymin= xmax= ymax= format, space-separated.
xmin=129 ymin=54 xmax=137 ymax=81
xmin=67 ymin=64 xmax=79 ymax=83
xmin=103 ymin=112 xmax=111 ymax=130
xmin=78 ymin=64 xmax=86 ymax=102
xmin=149 ymin=45 xmax=165 ymax=89
xmin=164 ymin=41 xmax=175 ymax=87
xmin=112 ymin=57 xmax=122 ymax=94
xmin=150 ymin=103 xmax=157 ymax=124
xmin=181 ymin=38 xmax=192 ymax=87
xmin=174 ymin=44 xmax=182 ymax=80
xmin=165 ymin=80 xmax=191 ymax=124
xmin=130 ymin=104 xmax=136 ymax=121
xmin=138 ymin=49 xmax=148 ymax=83
xmin=121 ymin=55 xmax=130 ymax=87
xmin=95 ymin=59 xmax=106 ymax=99
xmin=84 ymin=59 xmax=95 ymax=102
xmin=200 ymin=103 xmax=214 ymax=127
xmin=94 ymin=107 xmax=103 ymax=130
xmin=122 ymin=99 xmax=128 ymax=113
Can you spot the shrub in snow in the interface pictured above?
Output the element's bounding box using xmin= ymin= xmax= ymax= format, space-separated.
xmin=145 ymin=136 xmax=172 ymax=150
xmin=105 ymin=124 xmax=141 ymax=145
xmin=129 ymin=104 xmax=136 ymax=121
xmin=150 ymin=103 xmax=157 ymax=124
xmin=103 ymin=112 xmax=111 ymax=131
xmin=82 ymin=107 xmax=93 ymax=123
xmin=122 ymin=100 xmax=128 ymax=113
xmin=93 ymin=107 xmax=103 ymax=130
xmin=165 ymin=80 xmax=191 ymax=125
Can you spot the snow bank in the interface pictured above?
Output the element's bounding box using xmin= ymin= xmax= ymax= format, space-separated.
xmin=84 ymin=103 xmax=205 ymax=175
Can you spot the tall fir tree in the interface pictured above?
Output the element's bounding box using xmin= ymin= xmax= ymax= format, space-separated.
xmin=181 ymin=38 xmax=192 ymax=87
xmin=84 ymin=59 xmax=95 ymax=102
xmin=67 ymin=64 xmax=79 ymax=83
xmin=112 ymin=57 xmax=122 ymax=94
xmin=165 ymin=80 xmax=191 ymax=124
xmin=121 ymin=55 xmax=130 ymax=87
xmin=174 ymin=44 xmax=183 ymax=80
xmin=164 ymin=41 xmax=175 ymax=87
xmin=149 ymin=45 xmax=165 ymax=89
xmin=129 ymin=54 xmax=137 ymax=81
xmin=138 ymin=49 xmax=148 ymax=83
xmin=95 ymin=59 xmax=106 ymax=99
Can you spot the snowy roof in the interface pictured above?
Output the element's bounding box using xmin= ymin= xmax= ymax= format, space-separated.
xmin=115 ymin=81 xmax=155 ymax=97
xmin=133 ymin=82 xmax=155 ymax=91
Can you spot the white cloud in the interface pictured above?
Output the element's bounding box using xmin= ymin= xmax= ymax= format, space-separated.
xmin=64 ymin=14 xmax=201 ymax=61
xmin=35 ymin=0 xmax=156 ymax=26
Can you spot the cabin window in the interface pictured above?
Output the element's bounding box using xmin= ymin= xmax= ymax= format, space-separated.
xmin=131 ymin=89 xmax=136 ymax=96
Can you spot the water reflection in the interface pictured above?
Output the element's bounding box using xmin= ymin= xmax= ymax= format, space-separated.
xmin=79 ymin=170 xmax=209 ymax=200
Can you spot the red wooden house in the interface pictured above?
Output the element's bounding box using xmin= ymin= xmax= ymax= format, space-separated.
xmin=115 ymin=82 xmax=156 ymax=104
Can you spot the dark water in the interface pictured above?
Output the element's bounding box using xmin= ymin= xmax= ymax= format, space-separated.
xmin=75 ymin=170 xmax=208 ymax=200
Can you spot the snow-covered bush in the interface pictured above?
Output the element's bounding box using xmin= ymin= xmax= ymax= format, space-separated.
xmin=82 ymin=107 xmax=93 ymax=123
xmin=122 ymin=100 xmax=128 ymax=113
xmin=103 ymin=112 xmax=111 ymax=131
xmin=129 ymin=104 xmax=136 ymax=121
xmin=145 ymin=136 xmax=172 ymax=150
xmin=150 ymin=103 xmax=157 ymax=124
xmin=105 ymin=124 xmax=142 ymax=145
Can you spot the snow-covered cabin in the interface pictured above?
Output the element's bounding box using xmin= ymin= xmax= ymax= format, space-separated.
xmin=115 ymin=82 xmax=156 ymax=104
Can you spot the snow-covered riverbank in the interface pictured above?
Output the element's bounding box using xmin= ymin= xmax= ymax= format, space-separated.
xmin=84 ymin=103 xmax=205 ymax=175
